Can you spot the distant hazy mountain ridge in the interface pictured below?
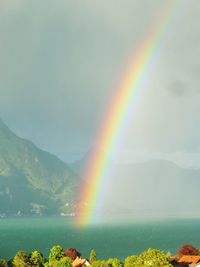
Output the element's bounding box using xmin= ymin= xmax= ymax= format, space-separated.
xmin=0 ymin=118 xmax=79 ymax=217
xmin=71 ymin=148 xmax=200 ymax=220
xmin=1 ymin=118 xmax=200 ymax=220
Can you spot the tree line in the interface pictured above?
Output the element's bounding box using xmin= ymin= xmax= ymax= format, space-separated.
xmin=0 ymin=243 xmax=199 ymax=267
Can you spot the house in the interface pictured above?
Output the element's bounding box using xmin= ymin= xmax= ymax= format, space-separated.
xmin=170 ymin=259 xmax=189 ymax=267
xmin=72 ymin=257 xmax=91 ymax=267
xmin=177 ymin=255 xmax=200 ymax=267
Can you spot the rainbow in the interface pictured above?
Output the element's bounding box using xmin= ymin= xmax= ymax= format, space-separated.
xmin=75 ymin=1 xmax=179 ymax=227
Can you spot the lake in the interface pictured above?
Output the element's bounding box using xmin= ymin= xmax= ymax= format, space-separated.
xmin=0 ymin=217 xmax=200 ymax=260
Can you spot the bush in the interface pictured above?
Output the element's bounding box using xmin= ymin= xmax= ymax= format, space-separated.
xmin=91 ymin=260 xmax=109 ymax=267
xmin=133 ymin=248 xmax=172 ymax=267
xmin=49 ymin=246 xmax=64 ymax=261
xmin=89 ymin=250 xmax=97 ymax=264
xmin=29 ymin=250 xmax=44 ymax=266
xmin=0 ymin=259 xmax=8 ymax=267
xmin=44 ymin=262 xmax=49 ymax=267
xmin=106 ymin=258 xmax=122 ymax=267
xmin=124 ymin=256 xmax=137 ymax=267
xmin=12 ymin=251 xmax=29 ymax=267
xmin=91 ymin=259 xmax=122 ymax=267
xmin=46 ymin=258 xmax=72 ymax=267
xmin=56 ymin=257 xmax=72 ymax=267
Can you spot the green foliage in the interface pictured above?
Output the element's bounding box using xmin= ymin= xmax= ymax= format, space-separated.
xmin=132 ymin=248 xmax=172 ymax=267
xmin=0 ymin=118 xmax=79 ymax=216
xmin=12 ymin=251 xmax=29 ymax=267
xmin=89 ymin=250 xmax=97 ymax=264
xmin=56 ymin=257 xmax=72 ymax=267
xmin=44 ymin=262 xmax=49 ymax=267
xmin=47 ymin=257 xmax=72 ymax=267
xmin=47 ymin=261 xmax=57 ymax=267
xmin=29 ymin=250 xmax=44 ymax=266
xmin=0 ymin=259 xmax=8 ymax=267
xmin=49 ymin=246 xmax=64 ymax=261
xmin=91 ymin=260 xmax=109 ymax=267
xmin=106 ymin=258 xmax=122 ymax=267
xmin=91 ymin=259 xmax=122 ymax=267
xmin=124 ymin=256 xmax=137 ymax=267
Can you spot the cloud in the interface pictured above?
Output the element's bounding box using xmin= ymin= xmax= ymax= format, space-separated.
xmin=168 ymin=81 xmax=188 ymax=97
xmin=168 ymin=80 xmax=200 ymax=97
xmin=1 ymin=0 xmax=200 ymax=162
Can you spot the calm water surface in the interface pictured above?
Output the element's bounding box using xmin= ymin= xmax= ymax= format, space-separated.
xmin=0 ymin=217 xmax=200 ymax=260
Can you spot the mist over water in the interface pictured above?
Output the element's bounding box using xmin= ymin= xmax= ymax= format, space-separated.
xmin=86 ymin=159 xmax=200 ymax=224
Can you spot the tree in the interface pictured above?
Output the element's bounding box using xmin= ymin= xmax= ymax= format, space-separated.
xmin=177 ymin=243 xmax=199 ymax=258
xmin=12 ymin=251 xmax=29 ymax=267
xmin=29 ymin=251 xmax=44 ymax=267
xmin=0 ymin=259 xmax=8 ymax=267
xmin=47 ymin=258 xmax=72 ymax=267
xmin=91 ymin=260 xmax=108 ymax=267
xmin=132 ymin=248 xmax=172 ymax=267
xmin=124 ymin=256 xmax=137 ymax=267
xmin=91 ymin=259 xmax=121 ymax=267
xmin=89 ymin=250 xmax=97 ymax=264
xmin=106 ymin=258 xmax=122 ymax=267
xmin=64 ymin=248 xmax=80 ymax=261
xmin=56 ymin=257 xmax=72 ymax=267
xmin=49 ymin=246 xmax=64 ymax=261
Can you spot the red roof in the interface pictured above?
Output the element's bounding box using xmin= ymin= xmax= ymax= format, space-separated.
xmin=178 ymin=255 xmax=200 ymax=264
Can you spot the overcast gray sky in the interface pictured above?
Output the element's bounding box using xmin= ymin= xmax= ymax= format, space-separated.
xmin=0 ymin=0 xmax=200 ymax=163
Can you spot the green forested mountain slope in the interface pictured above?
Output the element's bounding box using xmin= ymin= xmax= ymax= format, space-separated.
xmin=0 ymin=118 xmax=79 ymax=216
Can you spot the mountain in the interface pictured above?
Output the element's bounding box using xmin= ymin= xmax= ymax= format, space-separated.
xmin=100 ymin=160 xmax=200 ymax=220
xmin=70 ymin=146 xmax=113 ymax=177
xmin=72 ymin=150 xmax=200 ymax=220
xmin=3 ymin=118 xmax=199 ymax=220
xmin=0 ymin=118 xmax=79 ymax=216
xmin=70 ymin=154 xmax=88 ymax=177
